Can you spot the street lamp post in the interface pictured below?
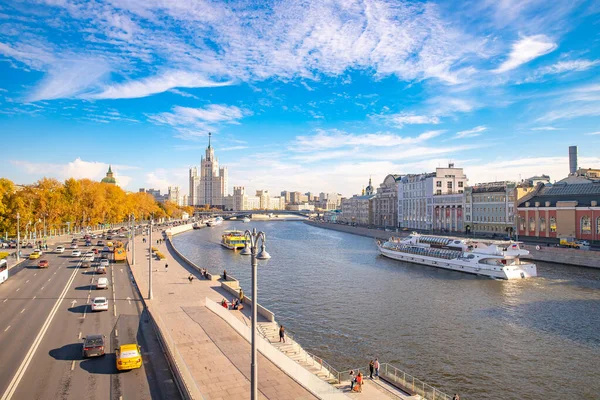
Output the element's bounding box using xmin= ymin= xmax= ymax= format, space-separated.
xmin=240 ymin=228 xmax=271 ymax=400
xmin=148 ymin=219 xmax=153 ymax=300
xmin=16 ymin=213 xmax=20 ymax=262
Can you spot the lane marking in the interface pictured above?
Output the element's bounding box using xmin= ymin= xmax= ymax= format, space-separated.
xmin=78 ymin=332 xmax=81 ymax=339
xmin=32 ymin=296 xmax=36 ymax=300
xmin=40 ymin=287 xmax=44 ymax=291
xmin=25 ymin=280 xmax=29 ymax=283
xmin=4 ymin=326 xmax=10 ymax=332
xmin=113 ymin=304 xmax=116 ymax=317
xmin=2 ymin=299 xmax=7 ymax=303
xmin=70 ymin=360 xmax=75 ymax=371
xmin=0 ymin=259 xmax=81 ymax=400
xmin=115 ymin=329 xmax=118 ymax=337
xmin=47 ymin=278 xmax=51 ymax=282
xmin=20 ymin=309 xmax=25 ymax=314
xmin=15 ymin=288 xmax=19 ymax=292
xmin=33 ymin=273 xmax=36 ymax=276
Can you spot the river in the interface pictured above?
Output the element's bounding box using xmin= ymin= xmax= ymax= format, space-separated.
xmin=172 ymin=221 xmax=600 ymax=400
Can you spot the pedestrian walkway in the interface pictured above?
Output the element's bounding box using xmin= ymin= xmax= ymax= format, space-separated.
xmin=127 ymin=232 xmax=318 ymax=400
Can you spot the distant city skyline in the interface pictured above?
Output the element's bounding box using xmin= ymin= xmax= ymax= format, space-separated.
xmin=1 ymin=1 xmax=600 ymax=196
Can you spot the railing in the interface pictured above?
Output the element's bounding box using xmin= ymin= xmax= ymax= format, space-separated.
xmin=380 ymin=363 xmax=452 ymax=400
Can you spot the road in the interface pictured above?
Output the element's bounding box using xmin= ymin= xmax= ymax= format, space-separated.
xmin=0 ymin=237 xmax=180 ymax=400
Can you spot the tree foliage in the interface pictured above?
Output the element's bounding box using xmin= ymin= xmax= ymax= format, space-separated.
xmin=0 ymin=178 xmax=190 ymax=236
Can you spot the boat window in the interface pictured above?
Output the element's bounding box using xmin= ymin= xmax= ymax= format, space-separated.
xmin=468 ymin=254 xmax=475 ymax=259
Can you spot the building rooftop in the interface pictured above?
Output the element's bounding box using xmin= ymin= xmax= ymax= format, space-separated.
xmin=518 ymin=182 xmax=600 ymax=207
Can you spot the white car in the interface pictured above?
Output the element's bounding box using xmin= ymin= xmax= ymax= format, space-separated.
xmin=72 ymin=250 xmax=82 ymax=257
xmin=55 ymin=246 xmax=65 ymax=253
xmin=99 ymin=259 xmax=110 ymax=268
xmin=91 ymin=297 xmax=108 ymax=311
xmin=96 ymin=277 xmax=109 ymax=290
xmin=70 ymin=243 xmax=78 ymax=249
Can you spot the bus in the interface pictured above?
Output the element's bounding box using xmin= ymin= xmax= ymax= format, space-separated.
xmin=0 ymin=259 xmax=7 ymax=284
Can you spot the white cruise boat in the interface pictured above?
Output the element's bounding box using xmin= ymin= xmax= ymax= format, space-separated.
xmin=206 ymin=217 xmax=223 ymax=227
xmin=377 ymin=233 xmax=537 ymax=280
xmin=242 ymin=217 xmax=250 ymax=223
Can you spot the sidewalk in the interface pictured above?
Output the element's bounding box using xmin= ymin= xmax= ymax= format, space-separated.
xmin=127 ymin=233 xmax=318 ymax=400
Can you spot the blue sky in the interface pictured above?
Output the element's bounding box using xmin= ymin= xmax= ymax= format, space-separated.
xmin=1 ymin=0 xmax=600 ymax=197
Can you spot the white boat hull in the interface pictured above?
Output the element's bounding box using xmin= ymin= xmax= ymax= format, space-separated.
xmin=378 ymin=246 xmax=537 ymax=280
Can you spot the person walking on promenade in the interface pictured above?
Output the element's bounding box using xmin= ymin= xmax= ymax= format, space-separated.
xmin=165 ymin=263 xmax=168 ymax=272
xmin=223 ymin=269 xmax=227 ymax=280
xmin=452 ymin=395 xmax=460 ymax=400
xmin=374 ymin=358 xmax=380 ymax=378
xmin=369 ymin=360 xmax=374 ymax=379
xmin=279 ymin=325 xmax=286 ymax=343
xmin=355 ymin=372 xmax=363 ymax=392
xmin=239 ymin=288 xmax=244 ymax=303
xmin=188 ymin=274 xmax=194 ymax=283
xmin=349 ymin=370 xmax=355 ymax=391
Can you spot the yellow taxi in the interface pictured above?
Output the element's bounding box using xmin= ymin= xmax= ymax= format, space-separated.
xmin=29 ymin=250 xmax=41 ymax=259
xmin=115 ymin=344 xmax=142 ymax=371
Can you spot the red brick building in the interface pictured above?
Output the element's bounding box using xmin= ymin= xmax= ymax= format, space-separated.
xmin=516 ymin=182 xmax=600 ymax=243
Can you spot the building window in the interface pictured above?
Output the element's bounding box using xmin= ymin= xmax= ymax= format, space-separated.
xmin=550 ymin=217 xmax=556 ymax=233
xmin=529 ymin=217 xmax=535 ymax=231
xmin=597 ymin=217 xmax=600 ymax=236
xmin=447 ymin=182 xmax=452 ymax=189
xmin=581 ymin=216 xmax=592 ymax=233
xmin=458 ymin=181 xmax=463 ymax=188
xmin=519 ymin=216 xmax=525 ymax=231
xmin=540 ymin=217 xmax=546 ymax=232
xmin=436 ymin=190 xmax=442 ymax=195
xmin=436 ymin=181 xmax=442 ymax=187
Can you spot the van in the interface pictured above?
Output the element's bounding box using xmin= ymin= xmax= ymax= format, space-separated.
xmin=96 ymin=277 xmax=109 ymax=290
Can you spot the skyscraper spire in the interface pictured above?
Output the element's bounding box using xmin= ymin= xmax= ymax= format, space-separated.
xmin=208 ymin=132 xmax=211 ymax=148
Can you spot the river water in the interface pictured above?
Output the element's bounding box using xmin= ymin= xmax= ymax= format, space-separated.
xmin=173 ymin=221 xmax=600 ymax=399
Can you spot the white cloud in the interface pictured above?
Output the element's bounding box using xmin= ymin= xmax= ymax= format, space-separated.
xmin=494 ymin=35 xmax=557 ymax=73
xmin=10 ymin=158 xmax=136 ymax=188
xmin=522 ymin=59 xmax=599 ymax=83
xmin=455 ymin=126 xmax=487 ymax=139
xmin=585 ymin=131 xmax=600 ymax=136
xmin=293 ymin=129 xmax=446 ymax=151
xmin=388 ymin=113 xmax=440 ymax=128
xmin=168 ymin=88 xmax=199 ymax=99
xmin=88 ymin=71 xmax=234 ymax=100
xmin=530 ymin=126 xmax=560 ymax=131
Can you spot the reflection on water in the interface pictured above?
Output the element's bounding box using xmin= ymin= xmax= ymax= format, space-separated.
xmin=173 ymin=221 xmax=600 ymax=400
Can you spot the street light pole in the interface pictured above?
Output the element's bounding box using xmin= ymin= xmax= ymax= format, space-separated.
xmin=240 ymin=228 xmax=271 ymax=400
xmin=148 ymin=219 xmax=153 ymax=300
xmin=132 ymin=215 xmax=136 ymax=265
xmin=16 ymin=213 xmax=20 ymax=262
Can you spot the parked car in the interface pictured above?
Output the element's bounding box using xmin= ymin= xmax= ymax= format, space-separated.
xmin=38 ymin=259 xmax=49 ymax=268
xmin=115 ymin=344 xmax=143 ymax=371
xmin=91 ymin=297 xmax=108 ymax=311
xmin=82 ymin=334 xmax=106 ymax=358
xmin=96 ymin=277 xmax=109 ymax=290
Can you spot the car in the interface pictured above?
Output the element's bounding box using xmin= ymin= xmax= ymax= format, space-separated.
xmin=29 ymin=251 xmax=41 ymax=260
xmin=99 ymin=259 xmax=110 ymax=268
xmin=82 ymin=334 xmax=106 ymax=358
xmin=102 ymin=247 xmax=111 ymax=253
xmin=107 ymin=242 xmax=114 ymax=247
xmin=96 ymin=277 xmax=109 ymax=290
xmin=72 ymin=250 xmax=82 ymax=257
xmin=70 ymin=243 xmax=78 ymax=249
xmin=97 ymin=241 xmax=104 ymax=246
xmin=81 ymin=261 xmax=91 ymax=269
xmin=85 ymin=241 xmax=92 ymax=246
xmin=119 ymin=233 xmax=126 ymax=238
xmin=115 ymin=344 xmax=143 ymax=371
xmin=38 ymin=259 xmax=49 ymax=268
xmin=92 ymin=248 xmax=98 ymax=254
xmin=95 ymin=266 xmax=107 ymax=274
xmin=90 ymin=297 xmax=108 ymax=311
xmin=33 ymin=248 xmax=43 ymax=255
xmin=106 ymin=236 xmax=112 ymax=240
xmin=55 ymin=246 xmax=65 ymax=253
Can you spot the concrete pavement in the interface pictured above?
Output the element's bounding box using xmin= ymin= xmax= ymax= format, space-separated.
xmin=128 ymin=231 xmax=318 ymax=400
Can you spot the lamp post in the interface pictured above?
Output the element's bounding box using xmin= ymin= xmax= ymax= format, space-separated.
xmin=148 ymin=219 xmax=153 ymax=300
xmin=130 ymin=214 xmax=136 ymax=265
xmin=240 ymin=228 xmax=271 ymax=400
xmin=16 ymin=213 xmax=20 ymax=262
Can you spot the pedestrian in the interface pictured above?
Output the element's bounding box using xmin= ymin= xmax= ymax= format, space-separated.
xmin=239 ymin=288 xmax=244 ymax=303
xmin=369 ymin=360 xmax=374 ymax=379
xmin=374 ymin=358 xmax=380 ymax=378
xmin=223 ymin=269 xmax=227 ymax=280
xmin=279 ymin=325 xmax=286 ymax=343
xmin=165 ymin=263 xmax=168 ymax=272
xmin=188 ymin=274 xmax=194 ymax=283
xmin=349 ymin=370 xmax=355 ymax=391
xmin=355 ymin=372 xmax=363 ymax=392
xmin=452 ymin=395 xmax=460 ymax=400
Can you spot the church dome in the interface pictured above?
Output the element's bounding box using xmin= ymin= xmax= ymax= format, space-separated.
xmin=101 ymin=165 xmax=117 ymax=184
